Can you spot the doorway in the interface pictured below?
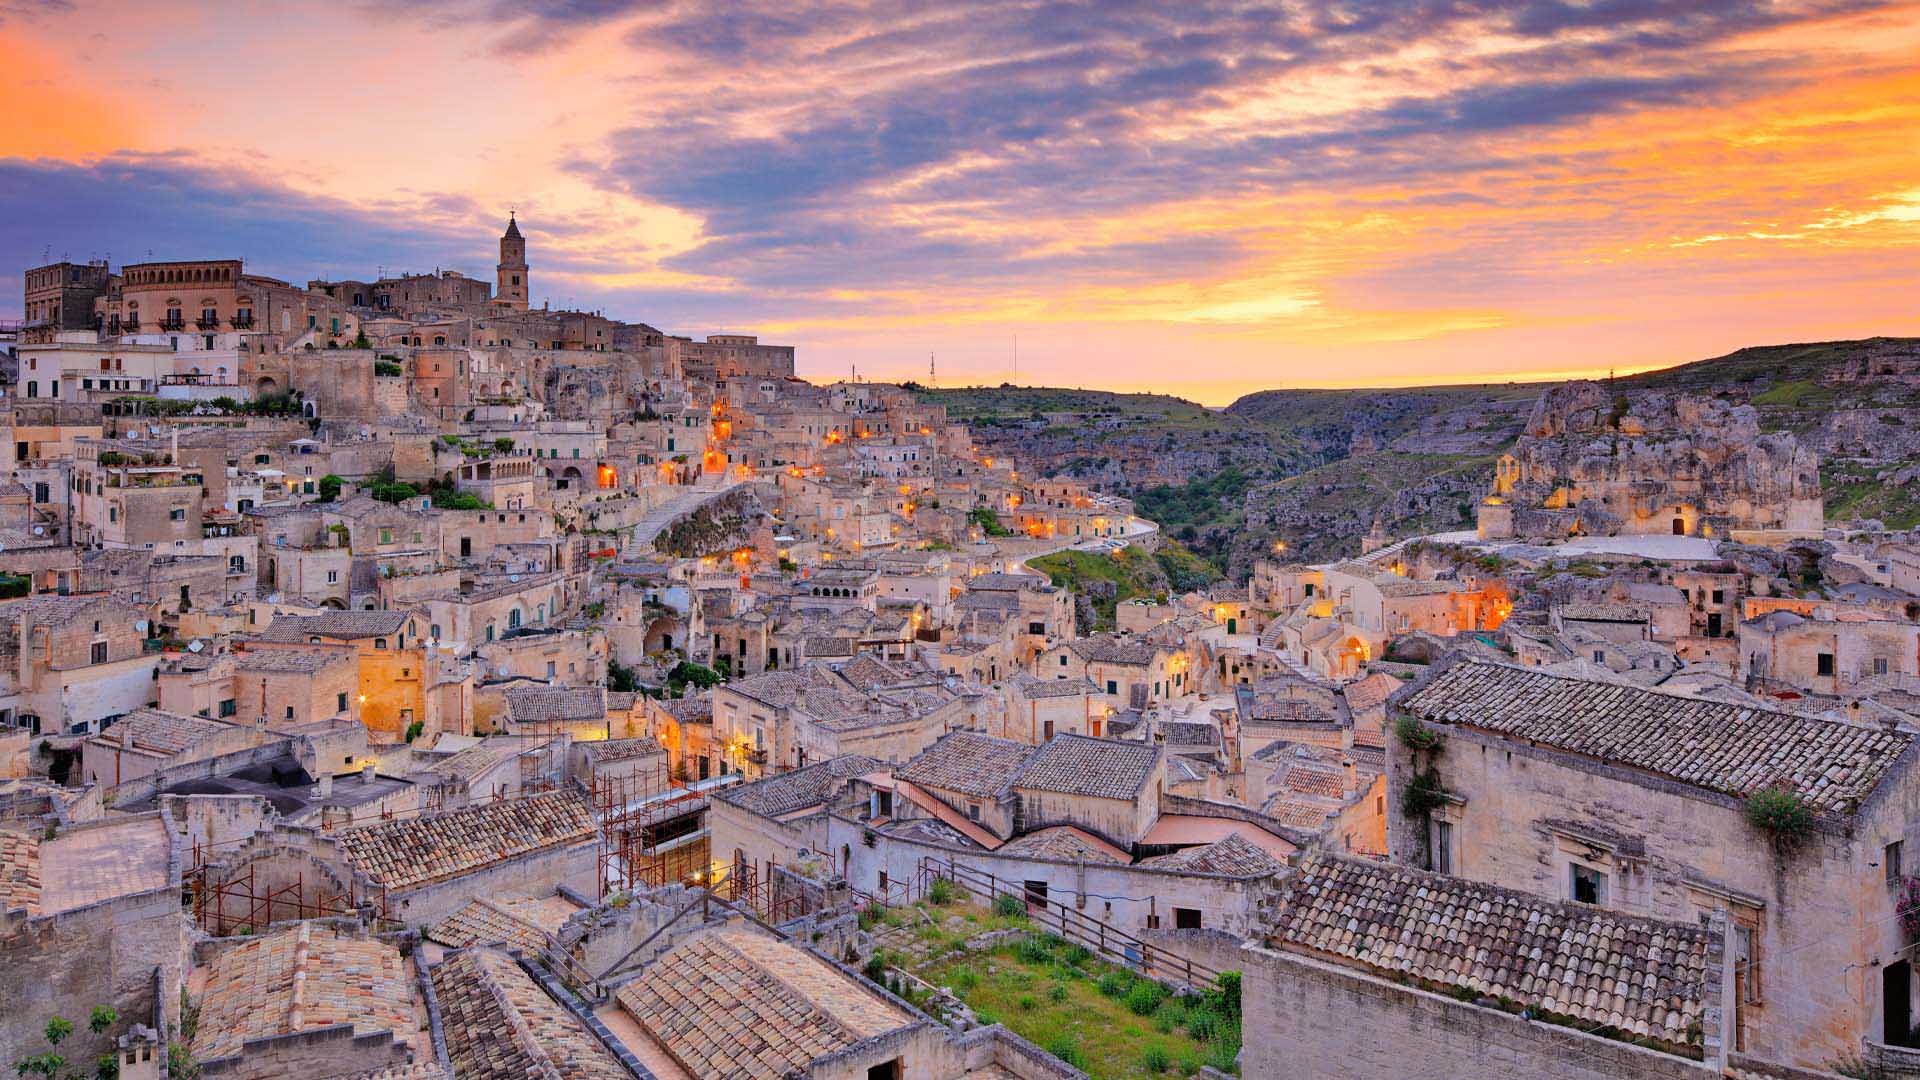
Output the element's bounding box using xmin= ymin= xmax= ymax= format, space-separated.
xmin=1887 ymin=960 xmax=1912 ymax=1046
xmin=1672 ymin=517 xmax=1685 ymax=535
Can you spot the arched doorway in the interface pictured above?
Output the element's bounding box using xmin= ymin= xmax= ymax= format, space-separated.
xmin=255 ymin=375 xmax=278 ymax=395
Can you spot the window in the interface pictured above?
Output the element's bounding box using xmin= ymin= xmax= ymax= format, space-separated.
xmin=1106 ymin=680 xmax=1117 ymax=695
xmin=967 ymin=802 xmax=980 ymax=821
xmin=337 ymin=692 xmax=348 ymax=713
xmin=1059 ymin=655 xmax=1067 ymax=666
xmin=1434 ymin=820 xmax=1453 ymax=874
xmin=218 ymin=698 xmax=237 ymax=717
xmin=1712 ymin=589 xmax=1725 ymax=604
xmin=169 ymin=508 xmax=186 ymax=521
xmin=1571 ymin=864 xmax=1608 ymax=906
xmin=1877 ymin=658 xmax=1891 ymax=676
xmin=866 ymin=1060 xmax=901 ymax=1080
xmin=1890 ymin=840 xmax=1905 ymax=886
xmin=1043 ymin=720 xmax=1055 ymax=740
xmin=326 ymin=570 xmax=339 ymax=584
xmin=90 ymin=641 xmax=107 ymax=665
xmin=1174 ymin=907 xmax=1203 ymax=929
xmin=1818 ymin=652 xmax=1835 ymax=677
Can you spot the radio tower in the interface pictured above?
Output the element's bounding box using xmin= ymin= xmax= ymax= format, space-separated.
xmin=929 ymin=352 xmax=936 ymax=388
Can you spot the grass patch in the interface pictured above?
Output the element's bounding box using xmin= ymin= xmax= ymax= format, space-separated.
xmin=916 ymin=935 xmax=1238 ymax=1078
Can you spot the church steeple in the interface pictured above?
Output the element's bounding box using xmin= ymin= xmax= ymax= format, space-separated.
xmin=496 ymin=212 xmax=528 ymax=310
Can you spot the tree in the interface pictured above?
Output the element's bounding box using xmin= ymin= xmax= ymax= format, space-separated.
xmin=351 ymin=330 xmax=371 ymax=349
xmin=14 ymin=1006 xmax=117 ymax=1080
xmin=608 ymin=659 xmax=639 ymax=694
xmin=316 ymin=474 xmax=344 ymax=503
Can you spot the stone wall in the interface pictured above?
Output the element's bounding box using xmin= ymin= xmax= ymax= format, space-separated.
xmin=1240 ymin=941 xmax=1716 ymax=1080
xmin=383 ymin=839 xmax=598 ymax=928
xmin=0 ymin=888 xmax=187 ymax=1070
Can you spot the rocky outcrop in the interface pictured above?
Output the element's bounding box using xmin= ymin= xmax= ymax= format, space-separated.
xmin=1489 ymin=382 xmax=1822 ymax=538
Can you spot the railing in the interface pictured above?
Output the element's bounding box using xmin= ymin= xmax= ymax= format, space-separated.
xmin=917 ymin=857 xmax=1225 ymax=992
xmin=230 ymin=315 xmax=254 ymax=329
xmin=195 ymin=317 xmax=221 ymax=331
xmin=158 ymin=318 xmax=185 ymax=331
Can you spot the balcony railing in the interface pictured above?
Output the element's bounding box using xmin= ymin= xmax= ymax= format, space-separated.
xmin=195 ymin=317 xmax=221 ymax=331
xmin=118 ymin=320 xmax=139 ymax=334
xmin=230 ymin=315 xmax=254 ymax=329
xmin=158 ymin=318 xmax=186 ymax=331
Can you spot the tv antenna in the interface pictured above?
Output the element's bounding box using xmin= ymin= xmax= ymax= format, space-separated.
xmin=929 ymin=352 xmax=936 ymax=387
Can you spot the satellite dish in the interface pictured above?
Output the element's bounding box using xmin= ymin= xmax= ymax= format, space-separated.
xmin=134 ymin=620 xmax=149 ymax=632
xmin=187 ymin=640 xmax=205 ymax=653
xmin=509 ymin=574 xmax=520 ymax=582
xmin=30 ymin=525 xmax=43 ymax=536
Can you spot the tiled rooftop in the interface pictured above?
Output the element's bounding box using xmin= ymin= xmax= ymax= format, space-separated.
xmin=1268 ymin=853 xmax=1715 ymax=1046
xmin=1014 ymin=734 xmax=1160 ymax=800
xmin=191 ymin=922 xmax=417 ymax=1062
xmin=429 ymin=895 xmax=577 ymax=953
xmin=259 ymin=610 xmax=415 ymax=641
xmin=896 ymin=731 xmax=1034 ymax=799
xmin=616 ymin=925 xmax=914 ymax=1080
xmin=338 ymin=790 xmax=595 ymax=891
xmin=505 ymin=686 xmax=606 ymax=724
xmin=582 ymin=736 xmax=665 ymax=764
xmin=716 ymin=756 xmax=885 ymax=818
xmin=0 ymin=830 xmax=41 ymax=914
xmin=1137 ymin=832 xmax=1282 ymax=877
xmin=432 ymin=947 xmax=629 ymax=1080
xmin=1396 ymin=658 xmax=1914 ymax=814
xmin=89 ymin=708 xmax=235 ymax=756
xmin=237 ymin=646 xmax=353 ymax=673
xmin=998 ymin=825 xmax=1129 ymax=865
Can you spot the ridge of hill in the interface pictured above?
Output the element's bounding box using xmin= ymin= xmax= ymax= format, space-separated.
xmin=915 ymin=337 xmax=1920 ymax=577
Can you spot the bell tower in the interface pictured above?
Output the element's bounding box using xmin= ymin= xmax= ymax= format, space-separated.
xmin=496 ymin=212 xmax=529 ymax=310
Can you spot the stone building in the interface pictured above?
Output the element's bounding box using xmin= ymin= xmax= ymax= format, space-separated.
xmin=1387 ymin=656 xmax=1920 ymax=1067
xmin=1477 ymin=383 xmax=1823 ymax=541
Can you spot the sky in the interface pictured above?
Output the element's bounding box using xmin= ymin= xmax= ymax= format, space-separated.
xmin=2 ymin=0 xmax=1919 ymax=404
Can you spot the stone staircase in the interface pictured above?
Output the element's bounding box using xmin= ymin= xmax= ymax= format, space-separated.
xmin=626 ymin=477 xmax=744 ymax=554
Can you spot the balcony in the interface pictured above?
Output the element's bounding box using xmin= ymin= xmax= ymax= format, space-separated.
xmin=747 ymin=747 xmax=768 ymax=766
xmin=230 ymin=315 xmax=254 ymax=329
xmin=195 ymin=317 xmax=221 ymax=331
xmin=118 ymin=320 xmax=139 ymax=334
xmin=158 ymin=317 xmax=186 ymax=332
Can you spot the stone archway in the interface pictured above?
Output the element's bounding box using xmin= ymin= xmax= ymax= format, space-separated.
xmin=255 ymin=375 xmax=279 ymax=395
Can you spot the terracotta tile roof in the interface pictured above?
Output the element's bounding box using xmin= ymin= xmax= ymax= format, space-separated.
xmin=896 ymin=731 xmax=1034 ymax=800
xmin=429 ymin=896 xmax=560 ymax=954
xmin=716 ymin=755 xmax=885 ymax=818
xmin=1268 ymin=853 xmax=1715 ymax=1045
xmin=998 ymin=825 xmax=1129 ymax=865
xmin=581 ymin=737 xmax=664 ymax=764
xmin=259 ymin=611 xmax=415 ymax=641
xmin=0 ymin=829 xmax=42 ymax=914
xmin=1396 ymin=658 xmax=1914 ymax=814
xmin=1138 ymin=832 xmax=1283 ymax=876
xmin=88 ymin=708 xmax=233 ymax=756
xmin=1006 ymin=672 xmax=1099 ymax=699
xmin=1014 ymin=734 xmax=1160 ymax=800
xmin=338 ymin=790 xmax=595 ymax=891
xmin=616 ymin=926 xmax=914 ymax=1080
xmin=504 ymin=687 xmax=606 ymax=724
xmin=432 ymin=947 xmax=628 ymax=1080
xmin=1062 ymin=634 xmax=1159 ymax=665
xmin=191 ymin=923 xmax=416 ymax=1062
xmin=1342 ymin=672 xmax=1402 ymax=712
xmin=237 ymin=646 xmax=353 ymax=673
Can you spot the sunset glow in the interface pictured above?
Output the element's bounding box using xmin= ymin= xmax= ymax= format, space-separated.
xmin=4 ymin=0 xmax=1919 ymax=402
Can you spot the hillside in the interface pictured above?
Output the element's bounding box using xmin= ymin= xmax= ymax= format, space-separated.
xmin=927 ymin=338 xmax=1920 ymax=577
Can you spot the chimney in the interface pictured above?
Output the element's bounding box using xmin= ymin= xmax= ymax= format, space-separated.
xmin=317 ymin=772 xmax=332 ymax=798
xmin=361 ymin=763 xmax=376 ymax=784
xmin=1342 ymin=757 xmax=1358 ymax=794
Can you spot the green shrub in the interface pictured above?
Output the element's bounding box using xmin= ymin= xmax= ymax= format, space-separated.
xmin=1143 ymin=1046 xmax=1170 ymax=1073
xmin=1063 ymin=944 xmax=1092 ymax=967
xmin=1744 ymin=785 xmax=1815 ymax=848
xmin=927 ymin=877 xmax=956 ymax=906
xmin=1204 ymin=1035 xmax=1240 ymax=1072
xmin=1044 ymin=1035 xmax=1085 ymax=1069
xmin=1047 ymin=983 xmax=1068 ymax=1004
xmin=1394 ymin=715 xmax=1442 ymax=752
xmin=1401 ymin=768 xmax=1450 ymax=818
xmin=1016 ymin=995 xmax=1037 ymax=1012
xmin=1126 ymin=980 xmax=1165 ymax=1016
xmin=1015 ymin=936 xmax=1053 ymax=966
xmin=1097 ymin=971 xmax=1133 ymax=999
xmin=992 ymin=894 xmax=1026 ymax=919
xmin=1188 ymin=1008 xmax=1220 ymax=1041
xmin=1210 ymin=970 xmax=1242 ymax=1019
xmin=950 ymin=969 xmax=978 ymax=993
xmin=1155 ymin=998 xmax=1189 ymax=1032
